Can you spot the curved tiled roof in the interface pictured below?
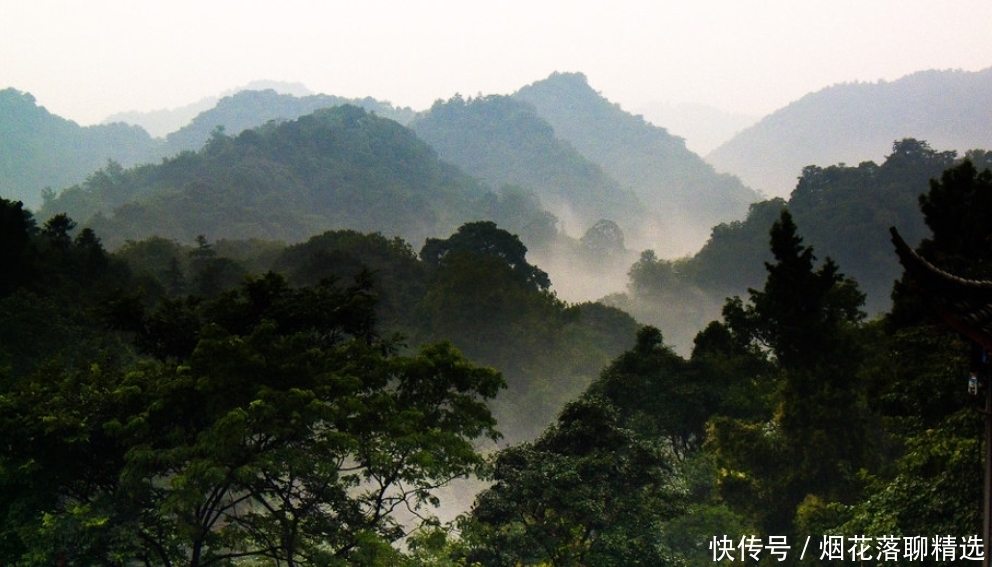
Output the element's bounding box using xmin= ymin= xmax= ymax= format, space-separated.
xmin=891 ymin=226 xmax=992 ymax=351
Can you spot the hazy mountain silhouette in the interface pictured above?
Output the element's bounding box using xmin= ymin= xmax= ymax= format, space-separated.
xmin=101 ymin=81 xmax=373 ymax=138
xmin=707 ymin=67 xmax=992 ymax=198
xmin=1 ymin=86 xmax=417 ymax=211
xmin=102 ymin=95 xmax=219 ymax=138
xmin=162 ymin=89 xmax=417 ymax=155
xmin=0 ymin=88 xmax=162 ymax=209
xmin=608 ymin=138 xmax=988 ymax=354
xmin=513 ymin=72 xmax=761 ymax=255
xmin=42 ymin=105 xmax=493 ymax=248
xmin=410 ymin=93 xmax=645 ymax=240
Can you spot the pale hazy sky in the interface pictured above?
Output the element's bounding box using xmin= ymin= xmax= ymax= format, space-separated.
xmin=3 ymin=0 xmax=991 ymax=126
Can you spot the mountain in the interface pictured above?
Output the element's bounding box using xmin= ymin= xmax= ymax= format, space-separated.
xmin=0 ymin=88 xmax=162 ymax=209
xmin=513 ymin=72 xmax=761 ymax=255
xmin=410 ymin=93 xmax=644 ymax=239
xmin=1 ymin=86 xmax=418 ymax=211
xmin=707 ymin=67 xmax=992 ymax=198
xmin=162 ymin=89 xmax=418 ymax=155
xmin=102 ymin=95 xmax=219 ymax=138
xmin=101 ymin=81 xmax=385 ymax=139
xmin=607 ymin=138 xmax=983 ymax=354
xmin=41 ymin=105 xmax=498 ymax=249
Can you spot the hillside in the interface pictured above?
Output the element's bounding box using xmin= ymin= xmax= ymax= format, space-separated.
xmin=410 ymin=94 xmax=644 ymax=241
xmin=707 ymin=67 xmax=992 ymax=198
xmin=41 ymin=105 xmax=497 ymax=249
xmin=0 ymin=87 xmax=417 ymax=212
xmin=162 ymin=89 xmax=417 ymax=155
xmin=102 ymin=95 xmax=219 ymax=138
xmin=0 ymin=88 xmax=162 ymax=209
xmin=607 ymin=139 xmax=987 ymax=353
xmin=514 ymin=72 xmax=761 ymax=255
xmin=102 ymin=80 xmax=314 ymax=137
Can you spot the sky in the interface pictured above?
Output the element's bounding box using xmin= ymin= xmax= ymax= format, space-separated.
xmin=3 ymin=0 xmax=992 ymax=127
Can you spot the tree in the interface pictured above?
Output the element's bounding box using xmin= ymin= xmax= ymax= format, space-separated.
xmin=41 ymin=213 xmax=77 ymax=250
xmin=917 ymin=158 xmax=992 ymax=277
xmin=706 ymin=209 xmax=869 ymax=535
xmin=187 ymin=235 xmax=245 ymax=298
xmin=586 ymin=326 xmax=709 ymax=460
xmin=838 ymin=157 xmax=992 ymax=546
xmin=0 ymin=272 xmax=504 ymax=566
xmin=462 ymin=396 xmax=684 ymax=567
xmin=420 ymin=221 xmax=550 ymax=291
xmin=580 ymin=219 xmax=625 ymax=256
xmin=0 ymin=198 xmax=37 ymax=296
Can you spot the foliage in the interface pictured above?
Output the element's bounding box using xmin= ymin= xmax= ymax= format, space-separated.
xmin=0 ymin=201 xmax=135 ymax=381
xmin=107 ymin=221 xmax=640 ymax=444
xmin=514 ymin=71 xmax=759 ymax=231
xmin=0 ymin=88 xmax=160 ymax=208
xmin=462 ymin=396 xmax=685 ymax=567
xmin=916 ymin=157 xmax=992 ymax=277
xmin=414 ymin=224 xmax=639 ymax=441
xmin=614 ymin=139 xmax=968 ymax=354
xmin=827 ymin=155 xmax=992 ymax=550
xmin=837 ymin=409 xmax=982 ymax=548
xmin=42 ymin=105 xmax=494 ymax=248
xmin=1 ymin=270 xmax=504 ymax=566
xmin=705 ymin=209 xmax=870 ymax=536
xmin=789 ymin=138 xmax=957 ymax=312
xmin=586 ymin=326 xmax=706 ymax=459
xmin=683 ymin=151 xmax=992 ymax=552
xmin=607 ymin=198 xmax=787 ymax=353
xmin=421 ymin=221 xmax=550 ymax=292
xmin=410 ymin=93 xmax=642 ymax=235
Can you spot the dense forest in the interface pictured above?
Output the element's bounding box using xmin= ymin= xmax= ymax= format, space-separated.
xmin=4 ymin=152 xmax=992 ymax=564
xmin=513 ymin=72 xmax=759 ymax=252
xmin=7 ymin=73 xmax=761 ymax=260
xmin=38 ymin=105 xmax=495 ymax=248
xmin=410 ymin=93 xmax=642 ymax=242
xmin=5 ymin=69 xmax=992 ymax=565
xmin=0 ymin=89 xmax=161 ymax=207
xmin=610 ymin=139 xmax=992 ymax=353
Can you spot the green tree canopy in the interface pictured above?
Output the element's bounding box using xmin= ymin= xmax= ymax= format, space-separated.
xmin=420 ymin=220 xmax=550 ymax=291
xmin=462 ymin=395 xmax=684 ymax=567
xmin=706 ymin=209 xmax=870 ymax=535
xmin=1 ymin=271 xmax=504 ymax=566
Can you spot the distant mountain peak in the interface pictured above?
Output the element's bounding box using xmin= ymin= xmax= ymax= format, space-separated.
xmin=513 ymin=73 xmax=760 ymax=255
xmin=540 ymin=71 xmax=590 ymax=86
xmin=222 ymin=80 xmax=312 ymax=98
xmin=517 ymin=72 xmax=608 ymax=111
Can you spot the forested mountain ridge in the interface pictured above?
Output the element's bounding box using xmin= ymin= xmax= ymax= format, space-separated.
xmin=514 ymin=72 xmax=761 ymax=255
xmin=102 ymin=80 xmax=315 ymax=137
xmin=707 ymin=67 xmax=992 ymax=198
xmin=608 ymin=139 xmax=992 ymax=353
xmin=161 ymin=88 xmax=418 ymax=156
xmin=6 ymin=156 xmax=991 ymax=565
xmin=409 ymin=93 xmax=645 ymax=241
xmin=39 ymin=105 xmax=498 ymax=249
xmin=0 ymin=88 xmax=162 ymax=208
xmin=6 ymin=92 xmax=992 ymax=564
xmin=0 ymin=87 xmax=415 ymax=211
